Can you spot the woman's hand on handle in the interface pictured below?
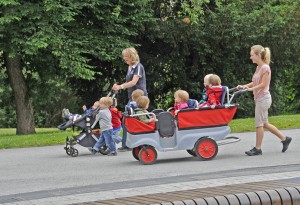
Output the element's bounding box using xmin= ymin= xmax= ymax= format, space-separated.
xmin=112 ymin=84 xmax=122 ymax=91
xmin=237 ymin=85 xmax=245 ymax=90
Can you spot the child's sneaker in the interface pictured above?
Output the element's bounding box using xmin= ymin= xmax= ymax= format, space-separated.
xmin=62 ymin=108 xmax=71 ymax=119
xmin=88 ymin=147 xmax=97 ymax=155
xmin=107 ymin=152 xmax=117 ymax=156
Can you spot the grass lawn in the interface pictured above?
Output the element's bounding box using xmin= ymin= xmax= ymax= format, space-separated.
xmin=229 ymin=114 xmax=300 ymax=132
xmin=0 ymin=114 xmax=299 ymax=149
xmin=0 ymin=128 xmax=73 ymax=149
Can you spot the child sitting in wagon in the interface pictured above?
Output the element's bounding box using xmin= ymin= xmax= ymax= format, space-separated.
xmin=199 ymin=74 xmax=223 ymax=109
xmin=125 ymin=89 xmax=145 ymax=114
xmin=174 ymin=90 xmax=189 ymax=115
xmin=199 ymin=74 xmax=213 ymax=104
xmin=134 ymin=96 xmax=157 ymax=124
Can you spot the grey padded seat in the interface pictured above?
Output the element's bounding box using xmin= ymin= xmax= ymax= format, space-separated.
xmin=156 ymin=112 xmax=175 ymax=138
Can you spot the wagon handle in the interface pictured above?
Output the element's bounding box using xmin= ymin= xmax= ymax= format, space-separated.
xmin=228 ymin=88 xmax=248 ymax=104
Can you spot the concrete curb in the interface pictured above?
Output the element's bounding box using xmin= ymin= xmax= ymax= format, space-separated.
xmin=155 ymin=186 xmax=300 ymax=205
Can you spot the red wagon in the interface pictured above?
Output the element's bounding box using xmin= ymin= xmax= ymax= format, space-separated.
xmin=124 ymin=87 xmax=246 ymax=165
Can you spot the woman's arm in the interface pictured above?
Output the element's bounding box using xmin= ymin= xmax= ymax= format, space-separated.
xmin=112 ymin=75 xmax=139 ymax=91
xmin=244 ymin=82 xmax=254 ymax=88
xmin=247 ymin=72 xmax=269 ymax=92
xmin=237 ymin=82 xmax=253 ymax=89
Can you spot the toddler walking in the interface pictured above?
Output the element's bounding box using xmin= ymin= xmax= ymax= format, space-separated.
xmin=89 ymin=97 xmax=117 ymax=156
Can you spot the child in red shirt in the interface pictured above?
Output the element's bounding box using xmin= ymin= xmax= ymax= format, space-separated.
xmin=199 ymin=74 xmax=223 ymax=109
xmin=110 ymin=99 xmax=122 ymax=144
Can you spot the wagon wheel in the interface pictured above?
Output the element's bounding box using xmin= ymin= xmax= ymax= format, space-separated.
xmin=186 ymin=149 xmax=196 ymax=157
xmin=98 ymin=145 xmax=109 ymax=155
xmin=195 ymin=138 xmax=218 ymax=160
xmin=132 ymin=146 xmax=142 ymax=160
xmin=138 ymin=146 xmax=157 ymax=165
xmin=71 ymin=148 xmax=79 ymax=157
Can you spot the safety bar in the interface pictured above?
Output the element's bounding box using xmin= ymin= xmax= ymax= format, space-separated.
xmin=129 ymin=112 xmax=157 ymax=120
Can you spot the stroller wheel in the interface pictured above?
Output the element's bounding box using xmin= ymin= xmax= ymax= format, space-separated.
xmin=71 ymin=148 xmax=79 ymax=157
xmin=66 ymin=147 xmax=72 ymax=156
xmin=98 ymin=145 xmax=109 ymax=155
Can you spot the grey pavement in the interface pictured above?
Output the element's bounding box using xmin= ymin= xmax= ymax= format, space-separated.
xmin=0 ymin=128 xmax=299 ymax=204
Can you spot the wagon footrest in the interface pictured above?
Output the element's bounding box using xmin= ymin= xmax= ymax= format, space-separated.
xmin=217 ymin=136 xmax=240 ymax=146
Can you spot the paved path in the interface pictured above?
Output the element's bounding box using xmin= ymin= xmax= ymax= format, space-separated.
xmin=0 ymin=129 xmax=299 ymax=204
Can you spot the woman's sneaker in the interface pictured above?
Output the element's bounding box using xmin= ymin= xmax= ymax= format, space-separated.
xmin=282 ymin=136 xmax=292 ymax=152
xmin=245 ymin=147 xmax=262 ymax=156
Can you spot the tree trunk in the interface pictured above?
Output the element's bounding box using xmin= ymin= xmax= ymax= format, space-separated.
xmin=4 ymin=53 xmax=36 ymax=135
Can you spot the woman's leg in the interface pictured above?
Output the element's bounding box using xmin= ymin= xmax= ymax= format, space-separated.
xmin=121 ymin=123 xmax=127 ymax=148
xmin=245 ymin=96 xmax=270 ymax=156
xmin=264 ymin=123 xmax=292 ymax=152
xmin=255 ymin=126 xmax=264 ymax=149
xmin=263 ymin=123 xmax=285 ymax=141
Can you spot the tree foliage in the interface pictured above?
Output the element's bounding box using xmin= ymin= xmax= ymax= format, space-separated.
xmin=140 ymin=0 xmax=300 ymax=116
xmin=0 ymin=0 xmax=300 ymax=129
xmin=0 ymin=0 xmax=154 ymax=132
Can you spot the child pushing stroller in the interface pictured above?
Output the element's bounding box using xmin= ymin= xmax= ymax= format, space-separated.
xmin=88 ymin=97 xmax=117 ymax=156
xmin=58 ymin=91 xmax=120 ymax=157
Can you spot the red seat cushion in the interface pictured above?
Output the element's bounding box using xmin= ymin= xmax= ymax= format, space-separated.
xmin=177 ymin=106 xmax=237 ymax=130
xmin=92 ymin=129 xmax=101 ymax=134
xmin=125 ymin=117 xmax=156 ymax=134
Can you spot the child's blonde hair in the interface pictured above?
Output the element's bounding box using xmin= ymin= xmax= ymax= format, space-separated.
xmin=208 ymin=74 xmax=221 ymax=86
xmin=174 ymin=90 xmax=189 ymax=102
xmin=204 ymin=74 xmax=213 ymax=86
xmin=99 ymin=97 xmax=113 ymax=107
xmin=131 ymin=89 xmax=145 ymax=101
xmin=136 ymin=96 xmax=150 ymax=109
xmin=122 ymin=47 xmax=140 ymax=64
xmin=93 ymin=101 xmax=100 ymax=108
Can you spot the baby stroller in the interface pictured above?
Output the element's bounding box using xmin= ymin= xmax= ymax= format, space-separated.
xmin=57 ymin=91 xmax=117 ymax=157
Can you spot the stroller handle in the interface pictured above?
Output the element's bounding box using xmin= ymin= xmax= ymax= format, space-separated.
xmin=106 ymin=90 xmax=118 ymax=98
